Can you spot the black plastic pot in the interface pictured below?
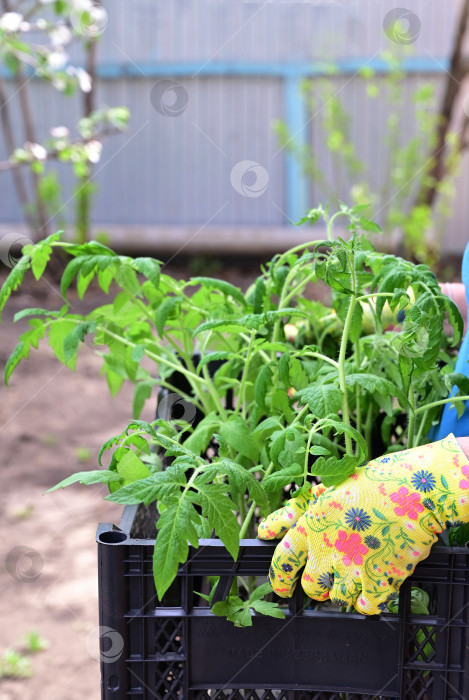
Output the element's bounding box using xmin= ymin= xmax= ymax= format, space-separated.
xmin=97 ymin=504 xmax=469 ymax=700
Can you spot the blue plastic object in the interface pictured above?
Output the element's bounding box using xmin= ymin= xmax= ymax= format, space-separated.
xmin=433 ymin=242 xmax=469 ymax=439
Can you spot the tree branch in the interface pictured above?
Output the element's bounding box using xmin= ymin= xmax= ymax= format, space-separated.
xmin=414 ymin=0 xmax=469 ymax=208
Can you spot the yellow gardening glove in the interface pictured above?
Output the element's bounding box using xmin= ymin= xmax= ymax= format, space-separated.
xmin=258 ymin=435 xmax=469 ymax=615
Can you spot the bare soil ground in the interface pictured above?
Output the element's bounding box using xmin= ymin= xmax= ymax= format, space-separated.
xmin=0 ymin=263 xmax=262 ymax=700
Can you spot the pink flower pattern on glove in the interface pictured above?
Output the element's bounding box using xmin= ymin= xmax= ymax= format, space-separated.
xmin=334 ymin=530 xmax=368 ymax=566
xmin=390 ymin=486 xmax=424 ymax=520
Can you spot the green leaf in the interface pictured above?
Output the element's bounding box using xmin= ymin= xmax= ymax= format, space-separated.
xmin=46 ymin=470 xmax=122 ymax=492
xmin=289 ymin=358 xmax=309 ymax=391
xmin=219 ymin=416 xmax=260 ymax=462
xmin=60 ymin=257 xmax=86 ymax=297
xmin=184 ymin=414 xmax=220 ymax=454
xmin=194 ymin=309 xmax=308 ymax=336
xmin=190 ymin=277 xmax=246 ymax=307
xmin=109 ymin=448 xmax=151 ymax=492
xmin=130 ymin=344 xmax=146 ymax=363
xmin=262 ymin=464 xmax=303 ymax=494
xmin=252 ymin=277 xmax=266 ymax=314
xmin=278 ymin=354 xmax=290 ymax=386
xmin=0 ymin=256 xmax=30 ymax=320
xmin=295 ymin=384 xmax=343 ymax=418
xmin=348 ymin=301 xmax=363 ymax=344
xmin=359 ymin=217 xmax=382 ymax=234
xmin=153 ymin=499 xmax=199 ymax=599
xmin=63 ymin=322 xmax=95 ymax=362
xmin=13 ymin=307 xmax=61 ymax=322
xmin=133 ymin=382 xmax=154 ymax=419
xmin=48 ymin=319 xmax=83 ymax=368
xmin=441 ymin=475 xmax=449 ymax=490
xmin=196 ymin=352 xmax=233 ymax=372
xmin=217 ymin=458 xmax=269 ymax=514
xmin=311 ymin=454 xmax=359 ymax=487
xmin=199 ymin=484 xmax=239 ymax=559
xmin=345 ymin=373 xmax=407 ymax=407
xmin=249 ymin=600 xmax=286 ymax=619
xmin=319 ymin=417 xmax=368 ymax=464
xmin=309 ymin=446 xmax=330 ymax=456
xmin=249 ymin=582 xmax=273 ymax=601
xmin=211 ymin=597 xmax=252 ymax=627
xmin=106 ymin=470 xmax=184 ymax=506
xmin=155 ymin=297 xmax=182 ymax=337
xmin=4 ymin=341 xmax=27 ymax=385
xmin=449 ymin=522 xmax=469 ymax=547
xmin=254 ymin=364 xmax=273 ymax=410
xmin=132 ymin=257 xmax=160 ymax=287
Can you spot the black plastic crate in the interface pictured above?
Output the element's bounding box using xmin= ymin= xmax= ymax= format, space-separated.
xmin=97 ymin=505 xmax=469 ymax=700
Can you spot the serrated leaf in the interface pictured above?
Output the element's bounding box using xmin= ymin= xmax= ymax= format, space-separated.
xmin=262 ymin=464 xmax=303 ymax=494
xmin=199 ymin=484 xmax=239 ymax=559
xmin=252 ymin=277 xmax=266 ymax=314
xmin=278 ymin=354 xmax=290 ymax=386
xmin=219 ymin=416 xmax=260 ymax=462
xmin=130 ymin=344 xmax=146 ymax=363
xmin=132 ymin=257 xmax=160 ymax=287
xmin=48 ymin=319 xmax=82 ymax=368
xmin=348 ymin=301 xmax=363 ymax=344
xmin=289 ymin=358 xmax=309 ymax=391
xmin=133 ymin=382 xmax=154 ymax=419
xmin=254 ymin=363 xmax=273 ymax=411
xmin=249 ymin=582 xmax=273 ymax=602
xmin=217 ymin=458 xmax=269 ymax=514
xmin=196 ymin=352 xmax=233 ymax=372
xmin=249 ymin=600 xmax=286 ymax=619
xmin=194 ymin=309 xmax=308 ymax=336
xmin=13 ymin=307 xmax=61 ymax=322
xmin=359 ymin=217 xmax=382 ymax=234
xmin=311 ymin=454 xmax=359 ymax=487
xmin=46 ymin=470 xmax=122 ymax=492
xmin=154 ymin=499 xmax=199 ymax=599
xmin=345 ymin=373 xmax=407 ymax=407
xmin=190 ymin=277 xmax=246 ymax=307
xmin=106 ymin=470 xmax=183 ymax=506
xmin=295 ymin=384 xmax=343 ymax=418
xmin=31 ymin=243 xmax=52 ymax=281
xmin=4 ymin=341 xmax=27 ymax=385
xmin=155 ymin=297 xmax=182 ymax=337
xmin=0 ymin=256 xmax=30 ymax=320
xmin=183 ymin=414 xmax=220 ymax=454
xmin=63 ymin=321 xmax=95 ymax=362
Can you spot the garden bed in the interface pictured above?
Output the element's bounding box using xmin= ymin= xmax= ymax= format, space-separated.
xmin=97 ymin=504 xmax=469 ymax=700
